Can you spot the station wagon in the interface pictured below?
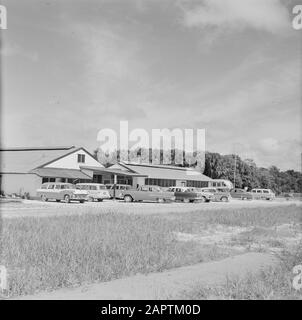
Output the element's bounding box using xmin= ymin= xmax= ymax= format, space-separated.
xmin=76 ymin=183 xmax=111 ymax=202
xmin=199 ymin=187 xmax=230 ymax=202
xmin=36 ymin=183 xmax=88 ymax=203
xmin=251 ymin=188 xmax=275 ymax=200
xmin=106 ymin=184 xmax=133 ymax=199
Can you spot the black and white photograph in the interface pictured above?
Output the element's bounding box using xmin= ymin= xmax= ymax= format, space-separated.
xmin=0 ymin=0 xmax=301 ymax=306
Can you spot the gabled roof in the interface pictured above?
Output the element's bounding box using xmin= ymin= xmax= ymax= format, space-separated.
xmin=119 ymin=162 xmax=212 ymax=181
xmin=0 ymin=146 xmax=83 ymax=173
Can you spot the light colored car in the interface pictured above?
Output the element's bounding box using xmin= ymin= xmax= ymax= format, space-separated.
xmin=167 ymin=186 xmax=213 ymax=203
xmin=76 ymin=183 xmax=111 ymax=202
xmin=36 ymin=183 xmax=88 ymax=203
xmin=122 ymin=185 xmax=175 ymax=203
xmin=106 ymin=184 xmax=133 ymax=199
xmin=199 ymin=187 xmax=230 ymax=202
xmin=251 ymin=188 xmax=275 ymax=200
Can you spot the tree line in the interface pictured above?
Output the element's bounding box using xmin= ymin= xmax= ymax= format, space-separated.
xmin=94 ymin=148 xmax=302 ymax=194
xmin=203 ymin=152 xmax=302 ymax=194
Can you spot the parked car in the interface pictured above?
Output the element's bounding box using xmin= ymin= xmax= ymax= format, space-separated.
xmin=230 ymin=188 xmax=253 ymax=200
xmin=105 ymin=184 xmax=133 ymax=199
xmin=36 ymin=183 xmax=88 ymax=203
xmin=167 ymin=187 xmax=213 ymax=203
xmin=198 ymin=187 xmax=230 ymax=202
xmin=251 ymin=188 xmax=275 ymax=200
xmin=121 ymin=185 xmax=175 ymax=203
xmin=283 ymin=192 xmax=294 ymax=200
xmin=76 ymin=183 xmax=111 ymax=202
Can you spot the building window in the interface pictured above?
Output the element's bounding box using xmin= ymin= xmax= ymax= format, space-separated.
xmin=187 ymin=180 xmax=209 ymax=188
xmin=42 ymin=177 xmax=56 ymax=183
xmin=145 ymin=178 xmax=176 ymax=188
xmin=42 ymin=177 xmax=49 ymax=183
xmin=77 ymin=154 xmax=85 ymax=163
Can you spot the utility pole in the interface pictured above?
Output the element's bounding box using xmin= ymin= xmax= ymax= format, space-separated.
xmin=233 ymin=153 xmax=236 ymax=188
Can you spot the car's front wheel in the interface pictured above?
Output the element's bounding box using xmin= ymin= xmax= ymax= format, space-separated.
xmin=200 ymin=196 xmax=206 ymax=203
xmin=41 ymin=195 xmax=48 ymax=202
xmin=64 ymin=194 xmax=70 ymax=203
xmin=124 ymin=195 xmax=133 ymax=202
xmin=221 ymin=196 xmax=228 ymax=202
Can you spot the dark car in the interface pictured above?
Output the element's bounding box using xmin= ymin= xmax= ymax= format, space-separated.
xmin=167 ymin=187 xmax=213 ymax=203
xmin=121 ymin=185 xmax=175 ymax=203
xmin=230 ymin=188 xmax=253 ymax=200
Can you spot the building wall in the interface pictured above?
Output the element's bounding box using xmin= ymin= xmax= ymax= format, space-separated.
xmin=45 ymin=149 xmax=103 ymax=169
xmin=132 ymin=176 xmax=145 ymax=188
xmin=0 ymin=173 xmax=42 ymax=197
xmin=176 ymin=180 xmax=187 ymax=187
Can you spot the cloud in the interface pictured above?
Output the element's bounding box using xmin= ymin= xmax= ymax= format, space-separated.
xmin=180 ymin=0 xmax=290 ymax=34
xmin=259 ymin=137 xmax=280 ymax=153
xmin=1 ymin=42 xmax=39 ymax=62
xmin=253 ymin=138 xmax=302 ymax=170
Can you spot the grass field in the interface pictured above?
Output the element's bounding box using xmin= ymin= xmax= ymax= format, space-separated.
xmin=1 ymin=204 xmax=301 ymax=298
xmin=180 ymin=242 xmax=302 ymax=300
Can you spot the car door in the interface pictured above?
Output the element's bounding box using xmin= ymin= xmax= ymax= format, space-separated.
xmin=45 ymin=183 xmax=55 ymax=199
xmin=149 ymin=186 xmax=163 ymax=201
xmin=256 ymin=189 xmax=262 ymax=199
xmin=88 ymin=185 xmax=97 ymax=198
xmin=52 ymin=184 xmax=62 ymax=200
xmin=141 ymin=186 xmax=153 ymax=201
xmin=231 ymin=189 xmax=239 ymax=198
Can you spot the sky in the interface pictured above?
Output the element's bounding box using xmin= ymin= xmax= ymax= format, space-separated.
xmin=1 ymin=0 xmax=301 ymax=170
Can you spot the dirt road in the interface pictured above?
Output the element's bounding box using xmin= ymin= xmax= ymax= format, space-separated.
xmin=1 ymin=198 xmax=300 ymax=219
xmin=14 ymin=252 xmax=278 ymax=300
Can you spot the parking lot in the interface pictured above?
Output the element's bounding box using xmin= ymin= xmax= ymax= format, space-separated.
xmin=1 ymin=197 xmax=301 ymax=219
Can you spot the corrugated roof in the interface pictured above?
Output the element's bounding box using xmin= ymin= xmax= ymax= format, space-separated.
xmin=120 ymin=162 xmax=212 ymax=181
xmin=0 ymin=146 xmax=78 ymax=173
xmin=30 ymin=167 xmax=91 ymax=179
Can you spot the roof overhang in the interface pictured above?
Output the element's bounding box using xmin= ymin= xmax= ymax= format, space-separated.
xmin=30 ymin=167 xmax=92 ymax=179
xmin=80 ymin=165 xmax=148 ymax=177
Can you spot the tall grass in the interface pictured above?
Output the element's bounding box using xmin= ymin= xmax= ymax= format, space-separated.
xmin=168 ymin=205 xmax=301 ymax=233
xmin=1 ymin=205 xmax=301 ymax=297
xmin=1 ymin=212 xmax=228 ymax=297
xmin=181 ymin=242 xmax=302 ymax=300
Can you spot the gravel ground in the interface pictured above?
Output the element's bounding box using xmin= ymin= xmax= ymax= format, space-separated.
xmin=1 ymin=198 xmax=301 ymax=219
